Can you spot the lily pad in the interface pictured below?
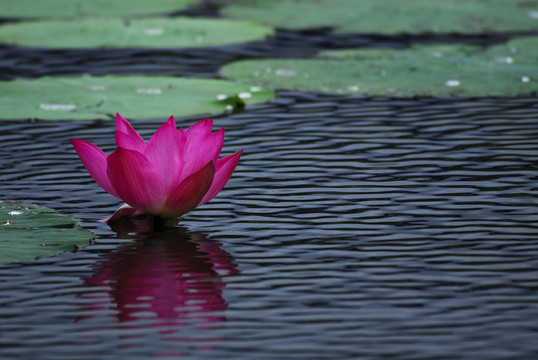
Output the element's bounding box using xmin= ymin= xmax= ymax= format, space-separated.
xmin=220 ymin=37 xmax=538 ymax=97
xmin=0 ymin=0 xmax=196 ymax=18
xmin=0 ymin=200 xmax=93 ymax=264
xmin=0 ymin=75 xmax=274 ymax=120
xmin=222 ymin=0 xmax=538 ymax=34
xmin=0 ymin=17 xmax=273 ymax=48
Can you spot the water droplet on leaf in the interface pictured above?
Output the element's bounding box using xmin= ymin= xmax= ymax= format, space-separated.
xmin=445 ymin=80 xmax=460 ymax=87
xmin=274 ymin=69 xmax=295 ymax=77
xmin=141 ymin=27 xmax=164 ymax=36
xmin=495 ymin=56 xmax=513 ymax=64
xmin=136 ymin=88 xmax=162 ymax=95
xmin=40 ymin=104 xmax=77 ymax=111
xmin=87 ymin=85 xmax=106 ymax=91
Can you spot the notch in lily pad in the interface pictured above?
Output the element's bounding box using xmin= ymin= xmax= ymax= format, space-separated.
xmin=0 ymin=200 xmax=94 ymax=264
xmin=215 ymin=91 xmax=252 ymax=114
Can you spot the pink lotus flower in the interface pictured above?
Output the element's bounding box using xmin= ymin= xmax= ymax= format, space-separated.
xmin=72 ymin=113 xmax=241 ymax=220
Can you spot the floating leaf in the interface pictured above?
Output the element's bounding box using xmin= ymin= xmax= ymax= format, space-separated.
xmin=0 ymin=17 xmax=273 ymax=48
xmin=0 ymin=75 xmax=275 ymax=120
xmin=0 ymin=200 xmax=94 ymax=264
xmin=0 ymin=0 xmax=196 ymax=18
xmin=221 ymin=37 xmax=538 ymax=97
xmin=222 ymin=0 xmax=538 ymax=34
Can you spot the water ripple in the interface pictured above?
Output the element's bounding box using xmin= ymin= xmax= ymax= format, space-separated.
xmin=0 ymin=94 xmax=538 ymax=359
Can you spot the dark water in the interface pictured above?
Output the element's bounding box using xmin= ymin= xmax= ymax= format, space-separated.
xmin=1 ymin=93 xmax=538 ymax=359
xmin=0 ymin=29 xmax=525 ymax=80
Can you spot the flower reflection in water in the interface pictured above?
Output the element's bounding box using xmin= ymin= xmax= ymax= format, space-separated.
xmin=78 ymin=217 xmax=238 ymax=349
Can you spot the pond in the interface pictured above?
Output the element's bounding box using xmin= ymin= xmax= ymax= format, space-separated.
xmin=1 ymin=2 xmax=538 ymax=360
xmin=2 ymin=93 xmax=538 ymax=359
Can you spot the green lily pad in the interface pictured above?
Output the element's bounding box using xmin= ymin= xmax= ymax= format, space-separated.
xmin=0 ymin=17 xmax=273 ymax=48
xmin=0 ymin=0 xmax=196 ymax=18
xmin=220 ymin=37 xmax=538 ymax=97
xmin=222 ymin=0 xmax=538 ymax=34
xmin=0 ymin=200 xmax=94 ymax=264
xmin=0 ymin=75 xmax=274 ymax=120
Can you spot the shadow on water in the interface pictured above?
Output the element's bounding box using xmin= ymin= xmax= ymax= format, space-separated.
xmin=77 ymin=217 xmax=238 ymax=334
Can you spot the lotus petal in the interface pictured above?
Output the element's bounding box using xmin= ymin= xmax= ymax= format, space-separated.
xmin=181 ymin=124 xmax=224 ymax=182
xmin=107 ymin=147 xmax=166 ymax=214
xmin=144 ymin=116 xmax=186 ymax=192
xmin=114 ymin=130 xmax=145 ymax=152
xmin=160 ymin=161 xmax=215 ymax=219
xmin=185 ymin=118 xmax=213 ymax=139
xmin=71 ymin=138 xmax=120 ymax=198
xmin=115 ymin=113 xmax=145 ymax=151
xmin=199 ymin=150 xmax=242 ymax=206
xmin=100 ymin=203 xmax=145 ymax=222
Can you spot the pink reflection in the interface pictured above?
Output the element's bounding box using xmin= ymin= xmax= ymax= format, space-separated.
xmin=79 ymin=220 xmax=238 ymax=329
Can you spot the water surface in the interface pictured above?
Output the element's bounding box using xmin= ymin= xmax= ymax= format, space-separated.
xmin=1 ymin=94 xmax=538 ymax=359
